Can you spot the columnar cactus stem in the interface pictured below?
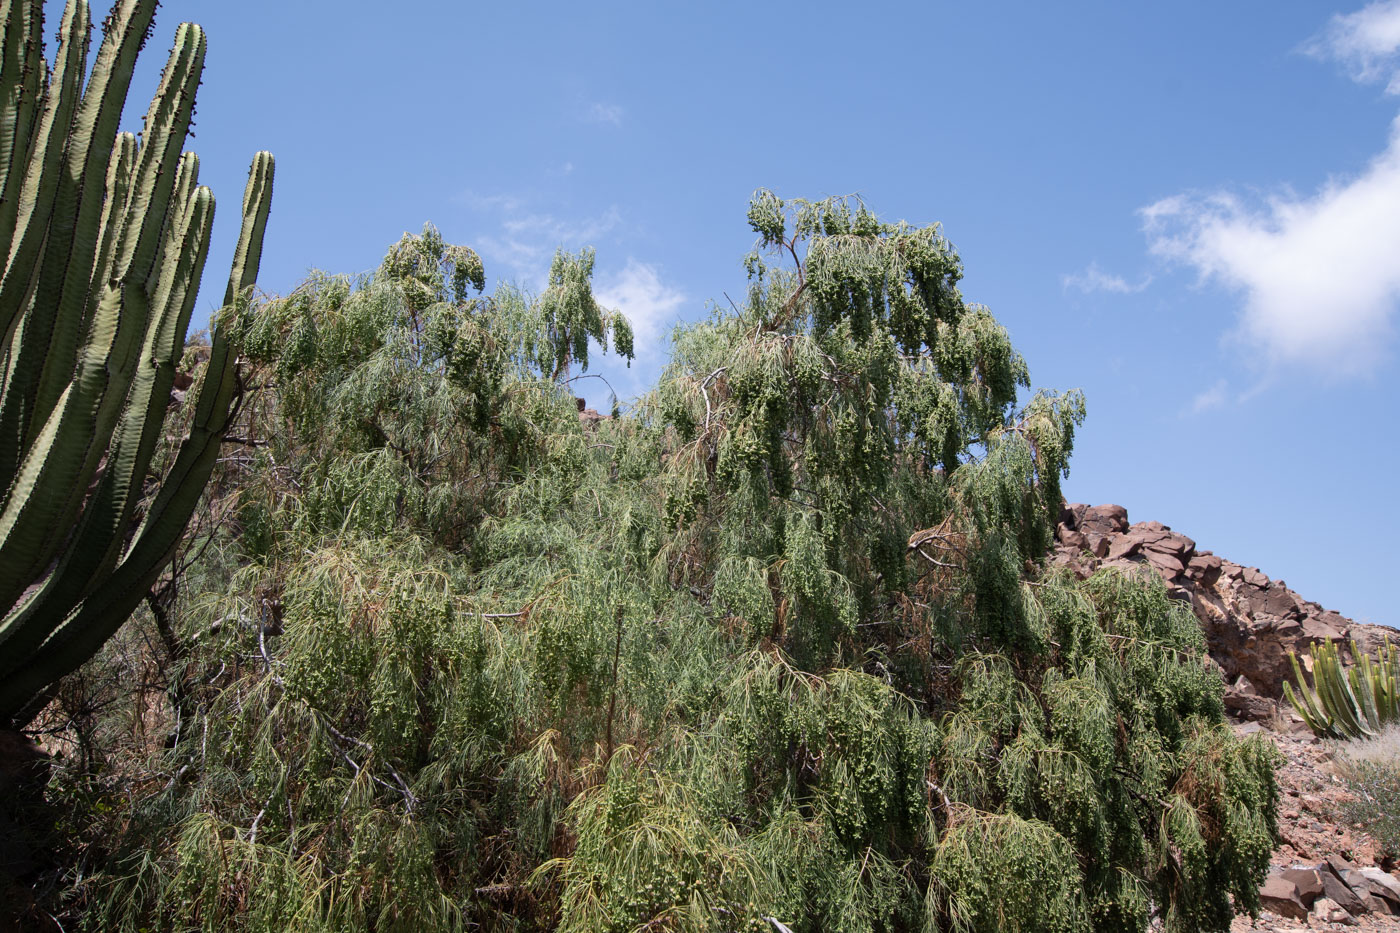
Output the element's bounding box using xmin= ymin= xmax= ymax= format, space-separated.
xmin=1285 ymin=638 xmax=1399 ymax=740
xmin=0 ymin=0 xmax=274 ymax=725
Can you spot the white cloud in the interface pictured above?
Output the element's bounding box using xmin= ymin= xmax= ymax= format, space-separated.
xmin=584 ymin=102 xmax=624 ymax=126
xmin=1136 ymin=4 xmax=1400 ymax=378
xmin=1141 ymin=113 xmax=1400 ymax=375
xmin=1061 ymin=261 xmax=1152 ymax=294
xmin=1304 ymin=0 xmax=1400 ymax=92
xmin=473 ymin=205 xmax=623 ymax=283
xmin=595 ymin=259 xmax=686 ymax=358
xmin=1189 ymin=379 xmax=1230 ymax=414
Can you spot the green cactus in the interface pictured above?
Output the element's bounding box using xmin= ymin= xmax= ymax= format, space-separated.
xmin=1285 ymin=637 xmax=1400 ymax=740
xmin=0 ymin=0 xmax=274 ymax=725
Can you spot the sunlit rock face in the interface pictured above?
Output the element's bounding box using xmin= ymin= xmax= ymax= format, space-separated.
xmin=1049 ymin=503 xmax=1392 ymax=714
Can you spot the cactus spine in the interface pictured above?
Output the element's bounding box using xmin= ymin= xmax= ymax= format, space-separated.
xmin=0 ymin=0 xmax=274 ymax=724
xmin=1285 ymin=638 xmax=1400 ymax=740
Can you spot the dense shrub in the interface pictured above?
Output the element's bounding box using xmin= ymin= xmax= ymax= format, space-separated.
xmin=1336 ymin=727 xmax=1400 ymax=860
xmin=38 ymin=197 xmax=1277 ymax=933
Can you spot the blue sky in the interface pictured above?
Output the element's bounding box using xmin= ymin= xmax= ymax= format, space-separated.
xmin=93 ymin=1 xmax=1399 ymax=626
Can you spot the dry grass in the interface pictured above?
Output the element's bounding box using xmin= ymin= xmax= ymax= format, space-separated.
xmin=1333 ymin=725 xmax=1400 ymax=858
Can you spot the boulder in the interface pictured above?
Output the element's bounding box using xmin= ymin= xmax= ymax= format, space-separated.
xmin=1299 ymin=616 xmax=1345 ymax=645
xmin=1142 ymin=532 xmax=1195 ymax=560
xmin=1057 ymin=525 xmax=1089 ymax=551
xmin=1141 ymin=548 xmax=1186 ymax=579
xmin=1223 ymin=690 xmax=1276 ymax=722
xmin=1242 ymin=567 xmax=1270 ymax=588
xmin=1310 ymin=896 xmax=1356 ymax=925
xmin=1242 ymin=581 xmax=1302 ymax=621
xmin=1078 ymin=504 xmax=1128 ymax=535
xmin=1319 ymin=862 xmax=1369 ymax=916
xmin=1059 ymin=503 xmax=1088 ymax=530
xmin=1279 ymin=867 xmax=1324 ymax=906
xmin=1355 ymin=868 xmax=1400 ymax=906
xmin=1259 ymin=875 xmax=1309 ymax=920
xmin=1326 ymin=853 xmax=1358 ymax=876
xmin=1105 ymin=536 xmax=1140 ymax=561
xmin=1186 ymin=553 xmax=1222 ymax=586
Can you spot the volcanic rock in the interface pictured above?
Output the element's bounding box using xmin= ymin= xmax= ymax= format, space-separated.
xmin=1311 ymin=896 xmax=1357 ymax=925
xmin=1076 ymin=503 xmax=1128 ymax=535
xmin=1050 ymin=503 xmax=1393 ymax=700
xmin=1279 ymin=867 xmax=1324 ymax=906
xmin=1259 ymin=875 xmax=1309 ymax=920
xmin=1356 ymin=867 xmax=1400 ymax=906
xmin=1320 ymin=861 xmax=1369 ymax=916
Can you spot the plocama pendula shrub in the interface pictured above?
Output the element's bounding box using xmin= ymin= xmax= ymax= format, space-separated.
xmin=53 ymin=195 xmax=1278 ymax=933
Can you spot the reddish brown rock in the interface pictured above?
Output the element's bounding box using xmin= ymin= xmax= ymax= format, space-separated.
xmin=1106 ymin=536 xmax=1141 ymax=561
xmin=1142 ymin=548 xmax=1186 ymax=579
xmin=1057 ymin=525 xmax=1089 ymax=551
xmin=1046 ymin=502 xmax=1394 ymax=700
xmin=1142 ymin=531 xmax=1196 ymax=559
xmin=1243 ymin=582 xmax=1303 ymax=621
xmin=1187 ymin=553 xmax=1223 ymax=587
xmin=1320 ymin=864 xmax=1369 ymax=916
xmin=1356 ymin=868 xmax=1400 ymax=906
xmin=1280 ymin=867 xmax=1325 ymax=906
xmin=1260 ymin=875 xmax=1310 ymax=920
xmin=1079 ymin=504 xmax=1128 ymax=535
xmin=1310 ymin=896 xmax=1356 ymax=925
xmin=1242 ymin=567 xmax=1270 ymax=588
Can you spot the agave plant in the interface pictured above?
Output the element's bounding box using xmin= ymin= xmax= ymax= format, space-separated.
xmin=1286 ymin=637 xmax=1399 ymax=740
xmin=0 ymin=0 xmax=273 ymax=725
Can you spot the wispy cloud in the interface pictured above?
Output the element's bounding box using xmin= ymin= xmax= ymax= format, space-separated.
xmin=1139 ymin=3 xmax=1400 ymax=377
xmin=595 ymin=259 xmax=686 ymax=358
xmin=458 ymin=191 xmax=526 ymax=214
xmin=1304 ymin=0 xmax=1400 ymax=92
xmin=1061 ymin=261 xmax=1152 ymax=295
xmin=1189 ymin=379 xmax=1230 ymax=414
xmin=583 ymin=101 xmax=624 ymax=126
xmin=468 ymin=198 xmax=623 ymax=284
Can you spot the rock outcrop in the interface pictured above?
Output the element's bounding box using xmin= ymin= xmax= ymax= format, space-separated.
xmin=1049 ymin=503 xmax=1394 ymax=722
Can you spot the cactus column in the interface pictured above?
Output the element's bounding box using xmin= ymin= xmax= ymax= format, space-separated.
xmin=0 ymin=0 xmax=274 ymax=725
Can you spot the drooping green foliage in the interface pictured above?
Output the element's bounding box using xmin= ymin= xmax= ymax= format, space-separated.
xmin=1285 ymin=637 xmax=1400 ymax=739
xmin=46 ymin=196 xmax=1276 ymax=933
xmin=0 ymin=0 xmax=275 ymax=724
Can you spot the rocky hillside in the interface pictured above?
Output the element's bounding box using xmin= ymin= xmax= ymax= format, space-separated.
xmin=1052 ymin=504 xmax=1400 ymax=931
xmin=1051 ymin=503 xmax=1393 ymax=721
